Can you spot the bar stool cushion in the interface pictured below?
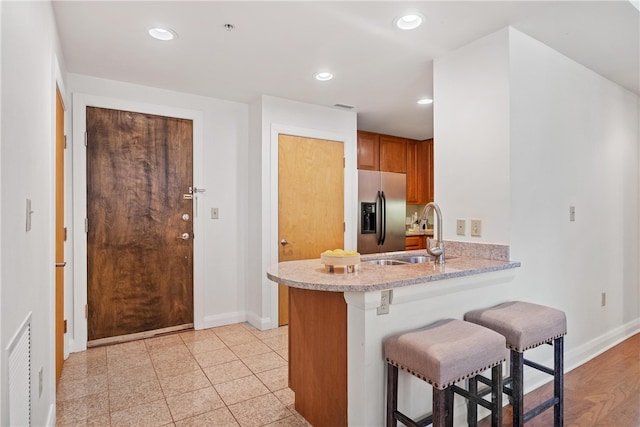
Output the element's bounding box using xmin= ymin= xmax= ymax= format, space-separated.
xmin=464 ymin=301 xmax=567 ymax=352
xmin=384 ymin=319 xmax=507 ymax=390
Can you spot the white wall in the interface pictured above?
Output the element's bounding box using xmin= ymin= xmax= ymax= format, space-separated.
xmin=248 ymin=95 xmax=357 ymax=329
xmin=434 ymin=26 xmax=639 ymax=384
xmin=0 ymin=1 xmax=65 ymax=424
xmin=434 ymin=28 xmax=511 ymax=244
xmin=508 ymin=28 xmax=639 ymax=347
xmin=67 ymin=74 xmax=250 ymax=350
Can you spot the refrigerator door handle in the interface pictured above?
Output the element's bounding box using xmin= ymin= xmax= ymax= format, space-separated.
xmin=376 ymin=191 xmax=383 ymax=245
xmin=380 ymin=191 xmax=387 ymax=245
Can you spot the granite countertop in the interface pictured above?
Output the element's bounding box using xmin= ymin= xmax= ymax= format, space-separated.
xmin=406 ymin=229 xmax=434 ymax=236
xmin=267 ymin=247 xmax=520 ymax=293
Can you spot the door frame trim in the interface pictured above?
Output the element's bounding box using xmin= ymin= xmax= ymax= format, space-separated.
xmin=265 ymin=124 xmax=357 ymax=330
xmin=70 ymin=94 xmax=204 ymax=353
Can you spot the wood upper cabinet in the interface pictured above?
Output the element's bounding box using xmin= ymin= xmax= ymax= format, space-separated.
xmin=356 ymin=131 xmax=380 ymax=171
xmin=406 ymin=138 xmax=434 ymax=204
xmin=379 ymin=135 xmax=407 ymax=173
xmin=357 ymin=131 xmax=407 ymax=173
xmin=406 ymin=140 xmax=420 ymax=203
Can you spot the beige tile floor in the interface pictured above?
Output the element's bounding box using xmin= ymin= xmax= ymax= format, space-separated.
xmin=56 ymin=323 xmax=312 ymax=427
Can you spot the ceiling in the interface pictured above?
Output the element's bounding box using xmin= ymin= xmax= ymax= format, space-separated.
xmin=52 ymin=1 xmax=639 ymax=141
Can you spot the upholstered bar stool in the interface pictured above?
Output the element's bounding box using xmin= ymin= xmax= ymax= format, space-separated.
xmin=464 ymin=301 xmax=567 ymax=427
xmin=384 ymin=319 xmax=507 ymax=427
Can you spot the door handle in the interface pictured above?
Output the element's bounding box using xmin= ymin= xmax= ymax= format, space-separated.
xmin=55 ymin=262 xmax=67 ymax=267
xmin=178 ymin=233 xmax=190 ymax=240
xmin=280 ymin=239 xmax=294 ymax=246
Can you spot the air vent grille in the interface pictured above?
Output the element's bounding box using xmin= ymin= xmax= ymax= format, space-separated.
xmin=334 ymin=103 xmax=355 ymax=109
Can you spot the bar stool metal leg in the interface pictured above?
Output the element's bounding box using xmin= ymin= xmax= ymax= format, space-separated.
xmin=386 ymin=364 xmax=398 ymax=427
xmin=511 ymin=350 xmax=524 ymax=427
xmin=433 ymin=388 xmax=448 ymax=427
xmin=445 ymin=387 xmax=454 ymax=427
xmin=491 ymin=364 xmax=503 ymax=427
xmin=554 ymin=337 xmax=564 ymax=427
xmin=467 ymin=376 xmax=478 ymax=426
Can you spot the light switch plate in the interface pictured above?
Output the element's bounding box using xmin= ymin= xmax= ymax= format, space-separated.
xmin=471 ymin=219 xmax=482 ymax=237
xmin=569 ymin=206 xmax=575 ymax=222
xmin=456 ymin=219 xmax=466 ymax=236
xmin=211 ymin=208 xmax=219 ymax=219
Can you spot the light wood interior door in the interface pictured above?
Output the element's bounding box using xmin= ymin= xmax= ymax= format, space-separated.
xmin=55 ymin=88 xmax=65 ymax=385
xmin=86 ymin=107 xmax=194 ymax=342
xmin=277 ymin=134 xmax=344 ymax=325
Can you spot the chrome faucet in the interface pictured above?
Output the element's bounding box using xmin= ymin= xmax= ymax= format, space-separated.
xmin=420 ymin=202 xmax=445 ymax=264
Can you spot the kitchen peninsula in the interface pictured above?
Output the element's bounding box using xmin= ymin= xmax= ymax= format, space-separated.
xmin=267 ymin=243 xmax=520 ymax=427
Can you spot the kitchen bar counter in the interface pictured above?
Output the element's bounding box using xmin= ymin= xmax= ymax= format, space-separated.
xmin=267 ymin=250 xmax=520 ymax=292
xmin=268 ymin=243 xmax=520 ymax=427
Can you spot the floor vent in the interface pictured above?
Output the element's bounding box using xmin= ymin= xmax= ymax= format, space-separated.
xmin=8 ymin=313 xmax=31 ymax=427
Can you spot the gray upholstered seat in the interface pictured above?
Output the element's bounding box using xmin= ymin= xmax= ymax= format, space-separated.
xmin=464 ymin=301 xmax=567 ymax=352
xmin=384 ymin=318 xmax=507 ymax=390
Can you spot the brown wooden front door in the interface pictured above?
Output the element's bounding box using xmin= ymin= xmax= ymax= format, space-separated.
xmin=86 ymin=107 xmax=194 ymax=342
xmin=277 ymin=134 xmax=344 ymax=325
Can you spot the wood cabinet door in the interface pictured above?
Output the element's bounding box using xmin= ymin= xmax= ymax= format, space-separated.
xmin=356 ymin=131 xmax=379 ymax=170
xmin=405 ymin=235 xmax=421 ymax=250
xmin=422 ymin=139 xmax=434 ymax=203
xmin=86 ymin=107 xmax=194 ymax=342
xmin=379 ymin=135 xmax=407 ymax=173
xmin=406 ymin=140 xmax=419 ymax=203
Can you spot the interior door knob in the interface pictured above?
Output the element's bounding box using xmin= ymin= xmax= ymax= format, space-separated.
xmin=280 ymin=239 xmax=289 ymax=246
xmin=178 ymin=233 xmax=190 ymax=240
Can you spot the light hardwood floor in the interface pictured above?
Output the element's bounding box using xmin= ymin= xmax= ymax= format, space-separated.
xmin=480 ymin=333 xmax=640 ymax=427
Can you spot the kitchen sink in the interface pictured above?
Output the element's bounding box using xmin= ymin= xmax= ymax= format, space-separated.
xmin=397 ymin=255 xmax=432 ymax=264
xmin=364 ymin=255 xmax=458 ymax=266
xmin=364 ymin=259 xmax=409 ymax=266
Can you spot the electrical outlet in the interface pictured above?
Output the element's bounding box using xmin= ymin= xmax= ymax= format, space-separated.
xmin=211 ymin=208 xmax=219 ymax=219
xmin=471 ymin=219 xmax=482 ymax=237
xmin=456 ymin=219 xmax=466 ymax=236
xmin=377 ymin=290 xmax=392 ymax=315
xmin=601 ymin=292 xmax=606 ymax=307
xmin=570 ymin=206 xmax=576 ymax=222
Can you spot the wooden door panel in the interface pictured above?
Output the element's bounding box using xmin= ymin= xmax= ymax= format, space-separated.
xmin=55 ymin=89 xmax=64 ymax=385
xmin=86 ymin=107 xmax=193 ymax=341
xmin=277 ymin=134 xmax=344 ymax=324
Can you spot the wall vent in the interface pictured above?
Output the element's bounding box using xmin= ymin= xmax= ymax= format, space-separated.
xmin=334 ymin=103 xmax=355 ymax=109
xmin=8 ymin=313 xmax=31 ymax=426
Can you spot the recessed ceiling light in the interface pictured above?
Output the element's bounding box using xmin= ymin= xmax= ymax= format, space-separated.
xmin=315 ymin=72 xmax=334 ymax=81
xmin=147 ymin=26 xmax=177 ymax=41
xmin=395 ymin=14 xmax=424 ymax=30
xmin=417 ymin=97 xmax=433 ymax=105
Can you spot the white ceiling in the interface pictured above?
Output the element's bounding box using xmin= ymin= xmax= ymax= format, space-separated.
xmin=52 ymin=1 xmax=639 ymax=140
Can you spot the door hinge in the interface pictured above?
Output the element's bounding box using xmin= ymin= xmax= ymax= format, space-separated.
xmin=344 ymin=222 xmax=346 ymax=232
xmin=85 ymin=305 xmax=88 ymax=319
xmin=64 ymin=320 xmax=67 ymax=333
xmin=64 ymin=135 xmax=67 ymax=149
xmin=343 ymin=157 xmax=345 ymax=168
xmin=64 ymin=227 xmax=68 ymax=242
xmin=84 ymin=131 xmax=88 ymax=147
xmin=84 ymin=218 xmax=89 ymax=233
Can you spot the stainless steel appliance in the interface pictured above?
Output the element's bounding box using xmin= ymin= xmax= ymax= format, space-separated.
xmin=357 ymin=170 xmax=406 ymax=254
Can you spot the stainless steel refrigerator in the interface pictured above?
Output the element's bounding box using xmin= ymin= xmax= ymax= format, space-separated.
xmin=357 ymin=170 xmax=406 ymax=254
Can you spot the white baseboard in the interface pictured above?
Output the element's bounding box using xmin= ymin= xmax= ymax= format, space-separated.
xmin=201 ymin=311 xmax=248 ymax=329
xmin=245 ymin=312 xmax=277 ymax=331
xmin=46 ymin=403 xmax=56 ymax=426
xmin=565 ymin=318 xmax=640 ymax=373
